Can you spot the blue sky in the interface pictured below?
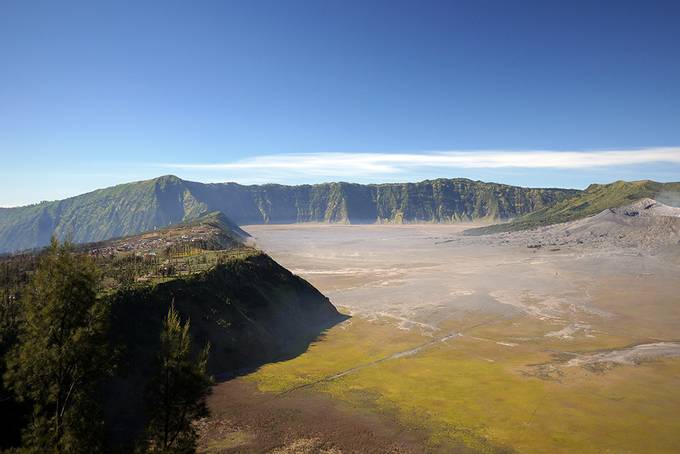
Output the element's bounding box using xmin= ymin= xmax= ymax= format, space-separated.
xmin=1 ymin=0 xmax=679 ymax=206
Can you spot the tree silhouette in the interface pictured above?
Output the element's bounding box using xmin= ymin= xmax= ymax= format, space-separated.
xmin=140 ymin=305 xmax=212 ymax=453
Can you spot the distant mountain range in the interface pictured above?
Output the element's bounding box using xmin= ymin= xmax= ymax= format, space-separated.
xmin=0 ymin=175 xmax=578 ymax=253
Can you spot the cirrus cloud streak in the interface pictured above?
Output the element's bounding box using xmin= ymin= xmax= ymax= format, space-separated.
xmin=159 ymin=147 xmax=680 ymax=179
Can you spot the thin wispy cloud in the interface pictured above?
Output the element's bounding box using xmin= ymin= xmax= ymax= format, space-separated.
xmin=159 ymin=147 xmax=680 ymax=180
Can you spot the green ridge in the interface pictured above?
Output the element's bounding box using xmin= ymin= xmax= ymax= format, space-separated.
xmin=465 ymin=179 xmax=680 ymax=235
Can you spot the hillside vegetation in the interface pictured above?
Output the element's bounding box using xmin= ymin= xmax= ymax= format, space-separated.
xmin=0 ymin=214 xmax=343 ymax=451
xmin=465 ymin=180 xmax=680 ymax=235
xmin=0 ymin=175 xmax=578 ymax=252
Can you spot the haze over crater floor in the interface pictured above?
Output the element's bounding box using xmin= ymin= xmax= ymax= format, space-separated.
xmin=203 ymin=223 xmax=680 ymax=453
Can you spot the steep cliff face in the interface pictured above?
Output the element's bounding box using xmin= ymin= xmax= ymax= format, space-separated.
xmin=188 ymin=178 xmax=575 ymax=224
xmin=0 ymin=175 xmax=578 ymax=252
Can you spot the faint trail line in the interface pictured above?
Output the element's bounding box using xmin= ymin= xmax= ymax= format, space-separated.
xmin=275 ymin=332 xmax=461 ymax=397
xmin=275 ymin=313 xmax=513 ymax=398
xmin=517 ymin=391 xmax=550 ymax=445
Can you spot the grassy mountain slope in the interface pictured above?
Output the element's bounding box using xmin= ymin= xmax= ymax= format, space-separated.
xmin=466 ymin=180 xmax=680 ymax=235
xmin=0 ymin=175 xmax=208 ymax=253
xmin=0 ymin=213 xmax=344 ymax=450
xmin=0 ymin=211 xmax=341 ymax=372
xmin=0 ymin=176 xmax=578 ymax=252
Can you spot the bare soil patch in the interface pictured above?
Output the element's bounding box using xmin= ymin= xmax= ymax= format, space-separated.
xmin=199 ymin=379 xmax=464 ymax=454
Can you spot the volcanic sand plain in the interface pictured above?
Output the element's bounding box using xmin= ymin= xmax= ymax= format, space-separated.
xmin=200 ymin=224 xmax=680 ymax=453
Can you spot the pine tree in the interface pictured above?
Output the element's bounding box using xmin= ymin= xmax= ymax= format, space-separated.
xmin=0 ymin=271 xmax=25 ymax=449
xmin=4 ymin=238 xmax=110 ymax=453
xmin=141 ymin=305 xmax=212 ymax=453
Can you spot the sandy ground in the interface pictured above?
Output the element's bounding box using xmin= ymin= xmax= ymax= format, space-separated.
xmin=244 ymin=224 xmax=680 ymax=341
xmin=200 ymin=224 xmax=680 ymax=453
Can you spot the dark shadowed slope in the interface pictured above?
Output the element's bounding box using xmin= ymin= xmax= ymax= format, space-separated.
xmin=466 ymin=180 xmax=680 ymax=235
xmin=0 ymin=175 xmax=578 ymax=252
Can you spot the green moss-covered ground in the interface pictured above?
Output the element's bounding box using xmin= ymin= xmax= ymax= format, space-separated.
xmin=247 ymin=315 xmax=680 ymax=453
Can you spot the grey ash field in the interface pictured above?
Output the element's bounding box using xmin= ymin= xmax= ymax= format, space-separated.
xmin=199 ymin=204 xmax=680 ymax=453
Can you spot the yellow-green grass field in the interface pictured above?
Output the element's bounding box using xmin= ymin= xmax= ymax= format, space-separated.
xmin=247 ymin=315 xmax=680 ymax=453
